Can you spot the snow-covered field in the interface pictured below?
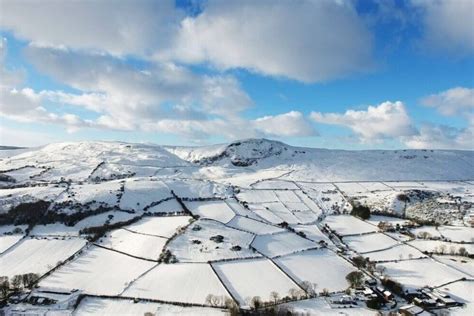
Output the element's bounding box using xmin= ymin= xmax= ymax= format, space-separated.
xmin=323 ymin=215 xmax=378 ymax=236
xmin=274 ymin=249 xmax=356 ymax=292
xmin=1 ymin=237 xmax=86 ymax=279
xmin=363 ymin=244 xmax=426 ymax=262
xmin=167 ymin=219 xmax=257 ymax=262
xmin=98 ymin=228 xmax=167 ymax=260
xmin=252 ymin=232 xmax=316 ymax=257
xmin=75 ymin=297 xmax=226 ymax=316
xmin=0 ymin=234 xmax=23 ymax=254
xmin=39 ymin=246 xmax=156 ymax=295
xmin=185 ymin=200 xmax=235 ymax=223
xmin=123 ymin=263 xmax=230 ymax=305
xmin=212 ymin=258 xmax=298 ymax=307
xmin=125 ymin=215 xmax=192 ymax=238
xmin=343 ymin=233 xmax=399 ymax=253
xmin=380 ymin=258 xmax=468 ymax=289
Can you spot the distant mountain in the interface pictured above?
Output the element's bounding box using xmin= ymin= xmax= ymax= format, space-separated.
xmin=1 ymin=139 xmax=473 ymax=183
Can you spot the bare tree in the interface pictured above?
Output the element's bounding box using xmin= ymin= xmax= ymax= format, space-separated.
xmin=270 ymin=291 xmax=280 ymax=304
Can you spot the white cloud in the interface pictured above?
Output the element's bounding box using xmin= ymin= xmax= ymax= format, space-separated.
xmin=413 ymin=0 xmax=474 ymax=55
xmin=403 ymin=123 xmax=473 ymax=150
xmin=159 ymin=0 xmax=373 ymax=82
xmin=421 ymin=87 xmax=474 ymax=116
xmin=2 ymin=45 xmax=312 ymax=141
xmin=0 ymin=0 xmax=181 ymax=56
xmin=310 ymin=101 xmax=418 ymax=142
xmin=254 ymin=111 xmax=316 ymax=137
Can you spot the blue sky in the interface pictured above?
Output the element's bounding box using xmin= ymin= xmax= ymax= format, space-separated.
xmin=0 ymin=0 xmax=473 ymax=149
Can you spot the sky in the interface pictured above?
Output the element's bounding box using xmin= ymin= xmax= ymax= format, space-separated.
xmin=0 ymin=0 xmax=473 ymax=149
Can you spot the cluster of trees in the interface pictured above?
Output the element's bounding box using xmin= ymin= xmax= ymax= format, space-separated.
xmin=350 ymin=205 xmax=371 ymax=220
xmin=345 ymin=271 xmax=364 ymax=288
xmin=0 ymin=273 xmax=39 ymax=300
xmin=158 ymin=250 xmax=177 ymax=263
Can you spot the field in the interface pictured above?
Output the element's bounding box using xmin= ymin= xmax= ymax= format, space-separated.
xmin=380 ymin=258 xmax=468 ymax=289
xmin=251 ymin=232 xmax=316 ymax=258
xmin=0 ymin=237 xmax=86 ymax=279
xmin=343 ymin=233 xmax=399 ymax=253
xmin=125 ymin=215 xmax=192 ymax=238
xmin=39 ymin=246 xmax=156 ymax=295
xmin=363 ymin=244 xmax=426 ymax=262
xmin=167 ymin=219 xmax=257 ymax=262
xmin=185 ymin=200 xmax=236 ymax=223
xmin=227 ymin=216 xmax=284 ymax=235
xmin=120 ymin=178 xmax=172 ymax=211
xmin=75 ymin=297 xmax=226 ymax=315
xmin=323 ymin=215 xmax=378 ymax=236
xmin=212 ymin=258 xmax=298 ymax=307
xmin=122 ymin=263 xmax=229 ymax=305
xmin=274 ymin=249 xmax=356 ymax=292
xmin=98 ymin=228 xmax=167 ymax=260
xmin=0 ymin=234 xmax=23 ymax=254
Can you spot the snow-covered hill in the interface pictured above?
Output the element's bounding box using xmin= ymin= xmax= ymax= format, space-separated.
xmin=1 ymin=139 xmax=473 ymax=184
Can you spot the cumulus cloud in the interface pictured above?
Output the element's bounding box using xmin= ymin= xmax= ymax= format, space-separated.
xmin=421 ymin=87 xmax=474 ymax=116
xmin=157 ymin=0 xmax=373 ymax=82
xmin=253 ymin=111 xmax=316 ymax=137
xmin=310 ymin=101 xmax=418 ymax=142
xmin=1 ymin=0 xmax=374 ymax=83
xmin=2 ymin=44 xmax=314 ymax=141
xmin=413 ymin=0 xmax=474 ymax=55
xmin=403 ymin=123 xmax=473 ymax=150
xmin=0 ymin=0 xmax=181 ymax=56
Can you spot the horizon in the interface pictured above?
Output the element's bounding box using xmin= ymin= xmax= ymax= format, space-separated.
xmin=1 ymin=137 xmax=473 ymax=152
xmin=0 ymin=0 xmax=473 ymax=150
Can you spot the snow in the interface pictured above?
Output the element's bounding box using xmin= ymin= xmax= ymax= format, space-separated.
xmin=408 ymin=239 xmax=474 ymax=255
xmin=261 ymin=202 xmax=299 ymax=224
xmin=252 ymin=232 xmax=316 ymax=258
xmin=98 ymin=228 xmax=167 ymax=260
xmin=212 ymin=258 xmax=298 ymax=307
xmin=30 ymin=211 xmax=139 ymax=237
xmin=165 ymin=179 xmax=230 ymax=199
xmin=411 ymin=226 xmax=443 ymax=239
xmin=366 ymin=215 xmax=413 ymax=227
xmin=380 ymin=258 xmax=468 ymax=289
xmin=250 ymin=205 xmax=286 ymax=224
xmin=0 ymin=237 xmax=86 ymax=279
xmin=0 ymin=224 xmax=27 ymax=235
xmin=285 ymin=297 xmax=378 ymax=315
xmin=146 ymin=198 xmax=183 ymax=214
xmin=343 ymin=233 xmax=399 ymax=253
xmin=274 ymin=249 xmax=356 ymax=292
xmin=75 ymin=297 xmax=226 ymax=316
xmin=439 ymin=281 xmax=474 ymax=316
xmin=438 ymin=226 xmax=474 ymax=242
xmin=57 ymin=181 xmax=122 ymax=207
xmin=40 ymin=246 xmax=156 ymax=295
xmin=434 ymin=256 xmax=474 ymax=278
xmin=167 ymin=219 xmax=257 ymax=262
xmin=252 ymin=180 xmax=299 ymax=190
xmin=323 ymin=215 xmax=378 ymax=236
xmin=227 ymin=216 xmax=284 ymax=235
xmin=123 ymin=263 xmax=230 ymax=305
xmin=237 ymin=190 xmax=279 ymax=203
xmin=0 ymin=234 xmax=23 ymax=254
xmin=125 ymin=215 xmax=192 ymax=238
xmin=291 ymin=225 xmax=332 ymax=244
xmin=275 ymin=190 xmax=302 ymax=203
xmin=120 ymin=178 xmax=172 ymax=211
xmin=363 ymin=244 xmax=426 ymax=262
xmin=224 ymin=198 xmax=263 ymax=221
xmin=185 ymin=200 xmax=235 ymax=223
xmin=0 ymin=185 xmax=65 ymax=213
